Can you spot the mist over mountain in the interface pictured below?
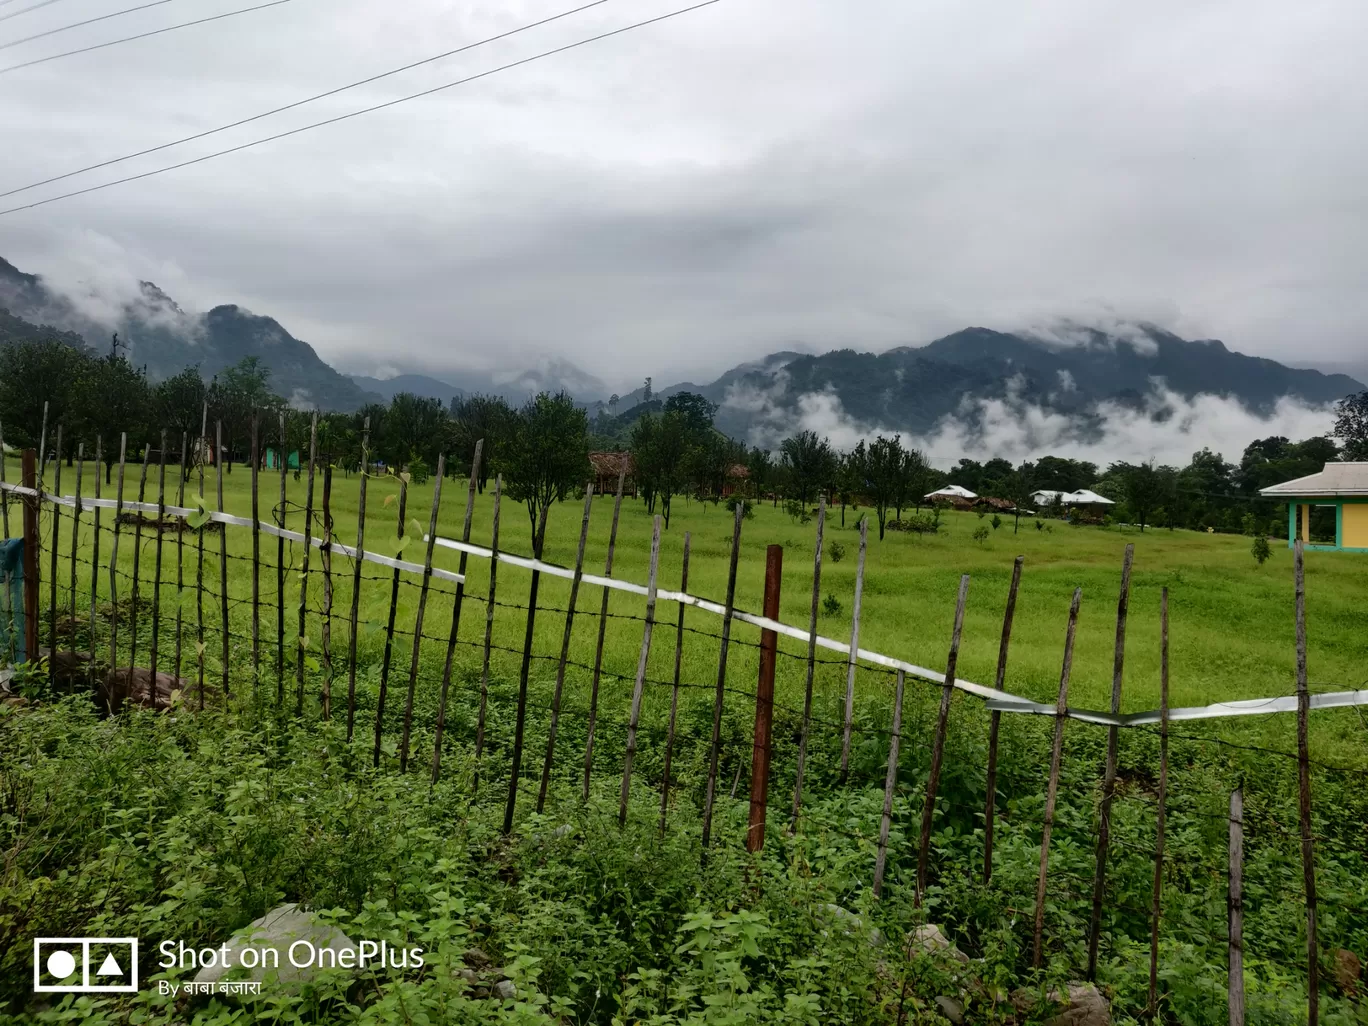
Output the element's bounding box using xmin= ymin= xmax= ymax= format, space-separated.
xmin=350 ymin=359 xmax=608 ymax=408
xmin=0 ymin=256 xmax=377 ymax=410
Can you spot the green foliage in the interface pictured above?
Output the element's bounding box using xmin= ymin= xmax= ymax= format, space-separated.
xmin=821 ymin=592 xmax=842 ymax=616
xmin=1333 ymin=390 xmax=1368 ymax=461
xmin=782 ymin=498 xmax=811 ymax=525
xmin=496 ymin=391 xmax=590 ymax=541
xmin=724 ymin=496 xmax=754 ymax=520
xmin=1251 ymin=534 xmax=1271 ymax=566
xmin=989 ymin=514 xmax=1002 ymax=530
xmin=973 ymin=524 xmax=990 ymax=544
xmin=827 ymin=540 xmax=845 ymax=563
xmin=778 ymin=431 xmax=835 ymax=505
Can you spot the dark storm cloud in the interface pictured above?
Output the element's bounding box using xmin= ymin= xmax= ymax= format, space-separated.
xmin=2 ymin=0 xmax=1365 ymax=388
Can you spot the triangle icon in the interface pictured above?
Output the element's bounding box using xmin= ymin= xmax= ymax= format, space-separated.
xmin=96 ymin=952 xmax=123 ymax=977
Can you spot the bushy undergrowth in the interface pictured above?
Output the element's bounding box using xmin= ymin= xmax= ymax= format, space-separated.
xmin=2 ymin=676 xmax=1367 ymax=1024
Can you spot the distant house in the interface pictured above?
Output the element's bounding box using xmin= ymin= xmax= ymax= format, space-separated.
xmin=1259 ymin=462 xmax=1368 ymax=551
xmin=721 ymin=463 xmax=750 ymax=498
xmin=1031 ymin=488 xmax=1115 ymax=508
xmin=925 ymin=484 xmax=977 ymax=501
xmin=588 ymin=452 xmax=636 ymax=498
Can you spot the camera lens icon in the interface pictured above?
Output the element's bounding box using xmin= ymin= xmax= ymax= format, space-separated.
xmin=34 ymin=938 xmax=138 ymax=993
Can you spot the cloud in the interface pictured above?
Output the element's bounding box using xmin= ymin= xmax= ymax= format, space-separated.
xmin=728 ymin=376 xmax=1336 ymax=468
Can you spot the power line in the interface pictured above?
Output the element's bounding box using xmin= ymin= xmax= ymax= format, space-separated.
xmin=2 ymin=0 xmax=183 ymax=51
xmin=0 ymin=0 xmax=67 ymax=23
xmin=0 ymin=0 xmax=611 ymax=189
xmin=0 ymin=0 xmax=293 ymax=73
xmin=0 ymin=0 xmax=723 ymax=217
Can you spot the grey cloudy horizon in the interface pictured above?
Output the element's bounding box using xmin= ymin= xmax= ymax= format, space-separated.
xmin=2 ymin=0 xmax=1366 ymax=392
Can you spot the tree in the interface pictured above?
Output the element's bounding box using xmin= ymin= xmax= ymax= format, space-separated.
xmin=0 ymin=337 xmax=89 ymax=450
xmin=642 ymin=377 xmax=653 ymax=404
xmin=497 ymin=392 xmax=590 ymax=543
xmin=779 ymin=430 xmax=835 ymax=504
xmin=1333 ymin=391 xmax=1368 ymax=460
xmin=1006 ymin=469 xmax=1035 ymax=533
xmin=609 ymin=394 xmax=620 ymax=417
xmin=836 ymin=440 xmax=867 ymax=526
xmin=899 ymin=445 xmax=931 ymax=516
xmin=864 ymin=434 xmax=905 ymax=539
xmin=156 ymin=367 xmax=208 ymax=449
xmin=1119 ymin=460 xmax=1174 ymax=531
xmin=451 ymin=394 xmax=516 ymax=492
xmin=216 ymin=356 xmax=281 ymax=471
xmin=662 ymin=391 xmax=718 ymax=435
xmin=80 ymin=354 xmax=153 ymax=483
xmin=631 ymin=410 xmax=688 ymax=527
xmin=747 ymin=446 xmax=773 ymax=504
xmin=378 ymin=393 xmax=447 ymax=469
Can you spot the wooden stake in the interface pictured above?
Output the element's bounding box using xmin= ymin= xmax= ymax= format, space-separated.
xmin=701 ymin=503 xmax=745 ymax=852
xmin=250 ymin=413 xmax=260 ymax=682
xmin=747 ymin=543 xmax=782 ymax=851
xmin=373 ymin=467 xmax=408 ymax=766
xmin=1228 ymin=785 xmax=1245 ymax=1026
xmin=916 ymin=573 xmax=971 ymax=907
xmin=504 ymin=501 xmax=551 ymax=833
xmin=295 ymin=414 xmax=317 ymax=714
xmin=216 ymin=421 xmax=230 ymax=696
xmin=618 ymin=515 xmax=664 ymax=827
xmin=20 ymin=449 xmax=39 ymax=663
xmin=0 ymin=420 xmax=9 ymax=539
xmin=873 ymin=670 xmax=906 ymax=898
xmin=1149 ymin=587 xmax=1170 ymax=1019
xmin=538 ymin=483 xmax=594 ymax=813
xmin=1293 ymin=540 xmax=1319 ymax=1026
xmin=46 ymin=426 xmax=62 ymax=687
xmin=87 ymin=438 xmax=101 ymax=690
xmin=400 ymin=454 xmax=446 ymax=772
xmin=107 ymin=435 xmax=127 ymax=675
xmin=320 ymin=464 xmax=334 ymax=718
xmin=346 ymin=417 xmax=370 ymax=739
xmin=432 ymin=439 xmax=483 ymax=785
xmin=659 ymin=531 xmax=691 ymax=836
xmin=1088 ymin=543 xmax=1135 ymax=978
xmin=839 ymin=517 xmax=868 ymax=782
xmin=985 ymin=554 xmax=1024 ymax=886
xmin=196 ymin=406 xmax=206 ymax=709
xmin=69 ymin=443 xmax=84 ymax=664
xmin=149 ymin=433 xmax=166 ymax=678
xmin=173 ymin=433 xmax=186 ymax=688
xmin=791 ymin=498 xmax=825 ymax=829
xmin=473 ymin=475 xmax=502 ymax=792
xmin=127 ymin=441 xmax=151 ymax=674
xmin=1033 ymin=586 xmax=1082 ymax=969
xmin=276 ymin=409 xmax=287 ymax=701
xmin=583 ymin=463 xmax=627 ymax=801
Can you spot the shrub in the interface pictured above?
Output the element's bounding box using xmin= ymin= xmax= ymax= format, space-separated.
xmin=977 ymin=509 xmax=987 ymax=519
xmin=1252 ymin=535 xmax=1271 ymax=566
xmin=990 ymin=514 xmax=1002 ymax=531
xmin=783 ymin=498 xmax=811 ymax=525
xmin=1035 ymin=520 xmax=1044 ymax=532
xmin=822 ymin=593 xmax=843 ymax=616
xmin=407 ymin=456 xmax=431 ymax=485
xmin=725 ymin=496 xmax=755 ymax=520
xmin=828 ymin=540 xmax=845 ymax=563
xmin=973 ymin=525 xmax=989 ymax=544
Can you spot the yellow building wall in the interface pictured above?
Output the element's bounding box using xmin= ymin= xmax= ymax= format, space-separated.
xmin=1343 ymin=503 xmax=1368 ymax=548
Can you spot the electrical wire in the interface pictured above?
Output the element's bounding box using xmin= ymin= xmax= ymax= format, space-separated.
xmin=1 ymin=0 xmax=187 ymax=50
xmin=0 ymin=0 xmax=67 ymax=24
xmin=0 ymin=0 xmax=293 ymax=72
xmin=0 ymin=0 xmax=718 ymax=214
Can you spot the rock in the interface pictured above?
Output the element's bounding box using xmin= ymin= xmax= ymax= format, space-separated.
xmin=821 ymin=904 xmax=885 ymax=947
xmin=1335 ymin=949 xmax=1361 ymax=997
xmin=934 ymin=994 xmax=965 ymax=1023
xmin=193 ymin=903 xmax=359 ymax=994
xmin=463 ymin=947 xmax=493 ymax=968
xmin=101 ymin=667 xmax=189 ymax=712
xmin=456 ymin=967 xmax=479 ymax=986
xmin=492 ymin=979 xmax=516 ymax=1000
xmin=909 ymin=924 xmax=970 ymax=964
xmin=1011 ymin=982 xmax=1110 ymax=1026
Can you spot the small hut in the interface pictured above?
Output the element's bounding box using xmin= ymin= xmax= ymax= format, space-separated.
xmin=588 ymin=452 xmax=636 ymax=498
xmin=1259 ymin=462 xmax=1368 ymax=551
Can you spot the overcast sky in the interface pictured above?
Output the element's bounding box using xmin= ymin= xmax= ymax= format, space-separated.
xmin=2 ymin=0 xmax=1365 ymax=390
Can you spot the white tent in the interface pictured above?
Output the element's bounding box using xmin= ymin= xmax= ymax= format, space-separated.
xmin=925 ymin=484 xmax=977 ymax=501
xmin=1031 ymin=488 xmax=1115 ymax=506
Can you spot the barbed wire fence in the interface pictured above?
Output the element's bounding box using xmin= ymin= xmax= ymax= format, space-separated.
xmin=2 ymin=410 xmax=1366 ymax=1024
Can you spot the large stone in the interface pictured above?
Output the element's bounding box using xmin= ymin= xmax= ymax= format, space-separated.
xmin=101 ymin=667 xmax=189 ymax=712
xmin=909 ymin=924 xmax=970 ymax=964
xmin=193 ymin=903 xmax=359 ymax=993
xmin=822 ymin=904 xmax=884 ymax=947
xmin=1335 ymin=949 xmax=1361 ymax=997
xmin=1011 ymin=982 xmax=1110 ymax=1026
xmin=934 ymin=994 xmax=965 ymax=1023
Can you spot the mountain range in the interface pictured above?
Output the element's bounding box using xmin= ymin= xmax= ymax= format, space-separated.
xmin=1 ymin=254 xmax=1362 ymax=443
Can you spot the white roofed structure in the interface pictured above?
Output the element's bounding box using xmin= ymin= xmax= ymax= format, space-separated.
xmin=925 ymin=484 xmax=977 ymax=501
xmin=1031 ymin=488 xmax=1115 ymax=507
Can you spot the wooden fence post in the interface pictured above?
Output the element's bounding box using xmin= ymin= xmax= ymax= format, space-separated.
xmin=21 ymin=449 xmax=39 ymax=663
xmin=373 ymin=467 xmax=408 ymax=765
xmin=839 ymin=518 xmax=868 ymax=783
xmin=346 ymin=417 xmax=369 ymax=739
xmin=400 ymin=454 xmax=445 ymax=772
xmin=873 ymin=670 xmax=905 ymax=898
xmin=216 ymin=422 xmax=230 ymax=697
xmin=128 ymin=444 xmax=149 ymax=676
xmin=431 ymin=439 xmax=483 ymax=785
xmin=916 ymin=573 xmax=971 ymax=907
xmin=0 ymin=420 xmax=9 ymax=538
xmin=1228 ymin=784 xmax=1245 ymax=1026
xmin=275 ymin=409 xmax=287 ymax=700
xmin=985 ymin=554 xmax=1024 ymax=885
xmin=1088 ymin=543 xmax=1135 ymax=979
xmin=1149 ymin=586 xmax=1170 ymax=1019
xmin=1293 ymin=540 xmax=1319 ymax=1025
xmin=88 ymin=437 xmax=102 ymax=690
xmin=791 ymin=498 xmax=824 ymax=829
xmin=746 ymin=543 xmax=782 ymax=852
xmin=173 ymin=433 xmax=186 ymax=688
xmin=295 ymin=414 xmax=317 ymax=714
xmin=538 ymin=483 xmax=594 ymax=813
xmin=195 ymin=407 xmax=207 ymax=709
xmin=659 ymin=531 xmax=691 ymax=836
xmin=69 ymin=443 xmax=84 ymax=651
xmin=583 ymin=464 xmax=627 ymax=801
xmin=701 ymin=503 xmax=745 ymax=852
xmin=250 ymin=413 xmax=260 ymax=682
xmin=46 ymin=426 xmax=62 ymax=685
xmin=619 ymin=515 xmax=663 ymax=827
xmin=473 ymin=475 xmax=501 ymax=792
xmin=320 ymin=464 xmax=334 ymax=718
xmin=1033 ymin=586 xmax=1082 ymax=969
xmin=149 ymin=433 xmax=166 ymax=677
xmin=503 ymin=501 xmax=551 ymax=833
xmin=107 ymin=435 xmax=127 ymax=678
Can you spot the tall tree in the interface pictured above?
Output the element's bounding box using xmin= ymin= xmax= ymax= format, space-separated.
xmin=631 ymin=410 xmax=688 ymax=527
xmin=156 ymin=367 xmax=209 ymax=446
xmin=0 ymin=338 xmax=89 ymax=449
xmin=747 ymin=446 xmax=774 ymax=504
xmin=1333 ymin=391 xmax=1368 ymax=460
xmin=836 ymin=440 xmax=867 ymax=526
xmin=864 ymin=434 xmax=904 ymax=540
xmin=451 ymin=394 xmax=515 ymax=492
xmin=780 ymin=430 xmax=835 ymax=504
xmin=498 ymin=391 xmax=590 ymax=539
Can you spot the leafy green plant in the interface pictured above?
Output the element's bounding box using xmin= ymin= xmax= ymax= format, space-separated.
xmin=822 ymin=593 xmax=842 ymax=616
xmin=827 ymin=540 xmax=845 ymax=563
xmin=973 ymin=525 xmax=990 ymax=544
xmin=1251 ymin=535 xmax=1271 ymax=566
